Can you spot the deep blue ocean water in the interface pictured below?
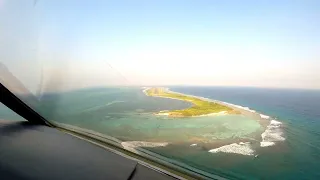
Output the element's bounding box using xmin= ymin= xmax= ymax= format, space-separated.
xmin=170 ymin=86 xmax=320 ymax=179
xmin=1 ymin=86 xmax=319 ymax=179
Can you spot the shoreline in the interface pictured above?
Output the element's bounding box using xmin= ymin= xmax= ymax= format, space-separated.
xmin=144 ymin=87 xmax=268 ymax=121
xmin=155 ymin=110 xmax=228 ymax=117
xmin=142 ymin=87 xmax=285 ymax=148
xmin=143 ymin=87 xmax=235 ymax=117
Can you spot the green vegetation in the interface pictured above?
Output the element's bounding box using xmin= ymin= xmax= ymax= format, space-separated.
xmin=145 ymin=87 xmax=239 ymax=117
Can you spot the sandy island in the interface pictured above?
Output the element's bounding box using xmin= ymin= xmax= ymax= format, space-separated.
xmin=143 ymin=87 xmax=240 ymax=117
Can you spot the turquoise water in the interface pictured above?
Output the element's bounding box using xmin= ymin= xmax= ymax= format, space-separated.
xmin=1 ymin=87 xmax=319 ymax=179
xmin=34 ymin=88 xmax=261 ymax=144
xmin=88 ymin=113 xmax=261 ymax=142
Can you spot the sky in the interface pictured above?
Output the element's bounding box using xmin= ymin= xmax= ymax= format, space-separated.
xmin=0 ymin=0 xmax=319 ymax=93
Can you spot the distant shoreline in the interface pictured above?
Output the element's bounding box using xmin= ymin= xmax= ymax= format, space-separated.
xmin=143 ymin=87 xmax=267 ymax=121
xmin=143 ymin=87 xmax=239 ymax=117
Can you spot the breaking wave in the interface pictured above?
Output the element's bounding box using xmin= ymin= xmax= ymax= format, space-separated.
xmin=260 ymin=120 xmax=285 ymax=147
xmin=208 ymin=142 xmax=255 ymax=156
xmin=260 ymin=114 xmax=270 ymax=119
xmin=222 ymin=102 xmax=256 ymax=113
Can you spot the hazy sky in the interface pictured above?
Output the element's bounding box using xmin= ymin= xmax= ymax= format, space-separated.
xmin=1 ymin=0 xmax=319 ymax=93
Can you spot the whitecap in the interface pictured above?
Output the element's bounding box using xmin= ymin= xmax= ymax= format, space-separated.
xmin=260 ymin=141 xmax=276 ymax=147
xmin=208 ymin=142 xmax=254 ymax=156
xmin=270 ymin=120 xmax=282 ymax=126
xmin=239 ymin=142 xmax=250 ymax=145
xmin=221 ymin=102 xmax=256 ymax=113
xmin=260 ymin=120 xmax=285 ymax=147
xmin=260 ymin=114 xmax=270 ymax=119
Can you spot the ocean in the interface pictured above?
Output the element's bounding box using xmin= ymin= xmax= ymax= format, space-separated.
xmin=169 ymin=86 xmax=320 ymax=179
xmin=1 ymin=86 xmax=319 ymax=179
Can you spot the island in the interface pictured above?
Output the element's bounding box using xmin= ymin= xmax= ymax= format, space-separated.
xmin=144 ymin=87 xmax=240 ymax=117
